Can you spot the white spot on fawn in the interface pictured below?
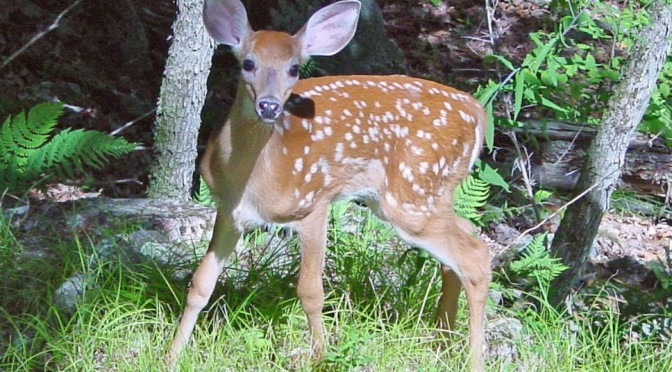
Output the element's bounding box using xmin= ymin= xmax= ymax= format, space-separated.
xmin=294 ymin=158 xmax=303 ymax=173
xmin=459 ymin=110 xmax=474 ymax=123
xmin=311 ymin=130 xmax=325 ymax=141
xmin=418 ymin=161 xmax=429 ymax=174
xmin=384 ymin=192 xmax=398 ymax=207
xmin=334 ymin=142 xmax=345 ymax=162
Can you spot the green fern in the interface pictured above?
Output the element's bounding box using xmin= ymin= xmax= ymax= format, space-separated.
xmin=510 ymin=233 xmax=568 ymax=286
xmin=453 ymin=174 xmax=489 ymax=222
xmin=300 ymin=58 xmax=318 ymax=78
xmin=0 ymin=102 xmax=136 ymax=192
xmin=194 ymin=176 xmax=214 ymax=206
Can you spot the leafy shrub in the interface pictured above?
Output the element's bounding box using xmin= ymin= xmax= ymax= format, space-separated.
xmin=479 ymin=0 xmax=672 ymax=142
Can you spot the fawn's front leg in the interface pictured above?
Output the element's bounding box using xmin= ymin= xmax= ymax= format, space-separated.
xmin=166 ymin=210 xmax=241 ymax=366
xmin=294 ymin=203 xmax=329 ymax=360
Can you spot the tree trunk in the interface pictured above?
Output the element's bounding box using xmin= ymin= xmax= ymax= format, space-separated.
xmin=147 ymin=0 xmax=214 ymax=201
xmin=549 ymin=1 xmax=672 ymax=306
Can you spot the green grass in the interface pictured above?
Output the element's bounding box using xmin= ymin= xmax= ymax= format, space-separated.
xmin=1 ymin=202 xmax=671 ymax=371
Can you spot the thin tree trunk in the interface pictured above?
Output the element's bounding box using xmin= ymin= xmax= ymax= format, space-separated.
xmin=147 ymin=0 xmax=214 ymax=201
xmin=549 ymin=1 xmax=672 ymax=306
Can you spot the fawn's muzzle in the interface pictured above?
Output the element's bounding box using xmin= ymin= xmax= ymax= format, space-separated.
xmin=257 ymin=98 xmax=282 ymax=122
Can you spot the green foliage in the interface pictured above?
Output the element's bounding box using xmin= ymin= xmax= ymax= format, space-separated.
xmin=479 ymin=0 xmax=672 ymax=143
xmin=0 ymin=215 xmax=21 ymax=282
xmin=641 ymin=60 xmax=672 ymax=144
xmin=299 ymin=58 xmax=317 ymax=79
xmin=510 ymin=233 xmax=568 ymax=288
xmin=534 ymin=189 xmax=553 ymax=204
xmin=2 ymin=204 xmax=672 ymax=370
xmin=454 ymin=174 xmax=489 ymax=222
xmin=649 ymin=253 xmax=672 ymax=289
xmin=475 ymin=160 xmax=509 ymax=192
xmin=0 ymin=102 xmax=136 ymax=192
xmin=194 ymin=176 xmax=214 ymax=206
xmin=323 ymin=325 xmax=374 ymax=369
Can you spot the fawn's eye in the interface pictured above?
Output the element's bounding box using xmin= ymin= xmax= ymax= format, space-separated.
xmin=242 ymin=59 xmax=255 ymax=72
xmin=289 ymin=64 xmax=300 ymax=77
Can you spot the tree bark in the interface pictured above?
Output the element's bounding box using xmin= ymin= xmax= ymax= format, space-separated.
xmin=147 ymin=0 xmax=214 ymax=201
xmin=549 ymin=1 xmax=672 ymax=306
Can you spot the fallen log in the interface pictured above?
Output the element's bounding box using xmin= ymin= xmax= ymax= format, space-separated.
xmin=491 ymin=120 xmax=671 ymax=199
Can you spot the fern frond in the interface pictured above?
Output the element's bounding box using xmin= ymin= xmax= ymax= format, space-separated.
xmin=1 ymin=102 xmax=135 ymax=192
xmin=194 ymin=176 xmax=214 ymax=206
xmin=300 ymin=58 xmax=317 ymax=78
xmin=510 ymin=233 xmax=568 ymax=285
xmin=1 ymin=102 xmax=63 ymax=169
xmin=29 ymin=129 xmax=136 ymax=180
xmin=454 ymin=174 xmax=489 ymax=222
xmin=27 ymin=102 xmax=63 ymax=136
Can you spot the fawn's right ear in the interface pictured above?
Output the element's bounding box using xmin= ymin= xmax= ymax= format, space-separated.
xmin=203 ymin=0 xmax=252 ymax=50
xmin=295 ymin=0 xmax=361 ymax=59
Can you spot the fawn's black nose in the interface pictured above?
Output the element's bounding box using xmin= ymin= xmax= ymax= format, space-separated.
xmin=257 ymin=98 xmax=282 ymax=122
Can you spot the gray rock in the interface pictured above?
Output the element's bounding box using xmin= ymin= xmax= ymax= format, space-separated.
xmin=53 ymin=272 xmax=87 ymax=314
xmin=485 ymin=316 xmax=526 ymax=364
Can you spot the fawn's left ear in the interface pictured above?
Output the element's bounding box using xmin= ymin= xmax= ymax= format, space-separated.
xmin=294 ymin=0 xmax=361 ymax=59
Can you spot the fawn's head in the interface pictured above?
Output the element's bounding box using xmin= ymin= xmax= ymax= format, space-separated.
xmin=203 ymin=0 xmax=361 ymax=123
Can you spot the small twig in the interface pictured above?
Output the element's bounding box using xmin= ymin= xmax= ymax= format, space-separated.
xmin=484 ymin=0 xmax=497 ymax=48
xmin=111 ymin=108 xmax=157 ymax=136
xmin=462 ymin=35 xmax=492 ymax=43
xmin=552 ymin=124 xmax=588 ymax=166
xmin=665 ymin=239 xmax=671 ymax=271
xmin=647 ymin=129 xmax=664 ymax=147
xmin=499 ymin=67 xmax=521 ymax=92
xmin=2 ymin=0 xmax=84 ymax=68
xmin=452 ymin=68 xmax=498 ymax=73
xmin=507 ymin=130 xmax=542 ymax=223
xmin=114 ymin=178 xmax=144 ymax=186
xmin=505 ymin=175 xmax=610 ymax=249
